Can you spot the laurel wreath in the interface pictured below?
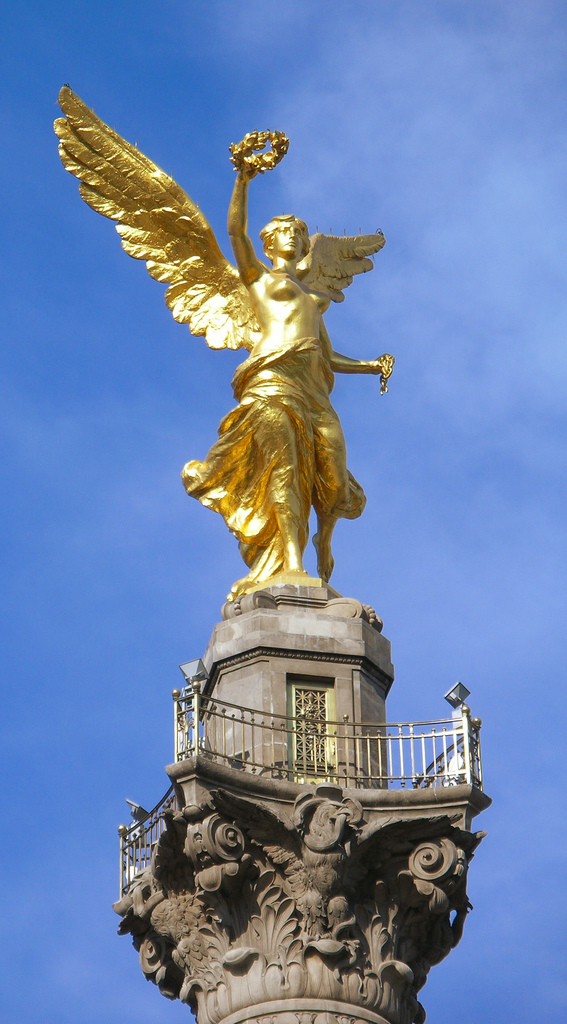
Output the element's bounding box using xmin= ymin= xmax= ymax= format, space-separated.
xmin=229 ymin=130 xmax=289 ymax=179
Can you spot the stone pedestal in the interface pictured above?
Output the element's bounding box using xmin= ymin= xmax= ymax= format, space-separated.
xmin=201 ymin=585 xmax=394 ymax=775
xmin=114 ymin=586 xmax=489 ymax=1024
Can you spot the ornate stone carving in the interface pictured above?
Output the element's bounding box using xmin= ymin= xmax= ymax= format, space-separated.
xmin=114 ymin=785 xmax=484 ymax=1024
xmin=222 ymin=591 xmax=278 ymax=619
xmin=220 ymin=591 xmax=383 ymax=632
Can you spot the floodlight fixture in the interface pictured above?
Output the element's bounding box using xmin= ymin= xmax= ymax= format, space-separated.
xmin=179 ymin=658 xmax=208 ymax=684
xmin=125 ymin=798 xmax=149 ymax=823
xmin=444 ymin=682 xmax=471 ymax=709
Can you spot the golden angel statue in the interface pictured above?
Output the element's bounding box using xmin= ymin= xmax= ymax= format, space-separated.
xmin=55 ymin=87 xmax=394 ymax=600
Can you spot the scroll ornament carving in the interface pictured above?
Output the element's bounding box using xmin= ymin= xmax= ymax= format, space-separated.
xmin=220 ymin=591 xmax=383 ymax=632
xmin=114 ymin=791 xmax=484 ymax=1024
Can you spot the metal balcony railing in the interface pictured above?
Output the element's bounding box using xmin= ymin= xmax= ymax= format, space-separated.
xmin=118 ymin=786 xmax=176 ymax=896
xmin=117 ymin=694 xmax=483 ymax=896
xmin=173 ymin=685 xmax=483 ymax=792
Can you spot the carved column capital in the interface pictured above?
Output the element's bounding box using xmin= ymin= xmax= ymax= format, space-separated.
xmin=114 ymin=784 xmax=485 ymax=1024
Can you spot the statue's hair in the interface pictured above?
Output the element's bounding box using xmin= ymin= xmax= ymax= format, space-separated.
xmin=260 ymin=215 xmax=310 ymax=261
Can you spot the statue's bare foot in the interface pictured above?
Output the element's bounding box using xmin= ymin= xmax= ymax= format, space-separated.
xmin=313 ymin=531 xmax=335 ymax=582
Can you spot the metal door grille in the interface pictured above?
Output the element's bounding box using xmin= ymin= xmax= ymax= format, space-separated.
xmin=292 ymin=683 xmax=335 ymax=778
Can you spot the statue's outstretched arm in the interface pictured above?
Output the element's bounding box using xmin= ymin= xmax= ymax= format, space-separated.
xmin=228 ymin=172 xmax=264 ymax=287
xmin=319 ymin=321 xmax=388 ymax=374
xmin=319 ymin=320 xmax=395 ymax=393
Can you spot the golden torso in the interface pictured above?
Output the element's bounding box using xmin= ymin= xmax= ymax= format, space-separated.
xmin=249 ymin=270 xmax=327 ymax=357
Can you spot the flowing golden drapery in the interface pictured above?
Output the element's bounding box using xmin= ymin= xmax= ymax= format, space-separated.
xmin=182 ymin=337 xmax=366 ymax=598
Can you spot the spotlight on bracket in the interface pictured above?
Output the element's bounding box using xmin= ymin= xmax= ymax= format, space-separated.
xmin=444 ymin=681 xmax=471 ymax=709
xmin=125 ymin=798 xmax=149 ymax=823
xmin=179 ymin=658 xmax=208 ymax=686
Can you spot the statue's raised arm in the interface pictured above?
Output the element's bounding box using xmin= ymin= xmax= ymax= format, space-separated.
xmin=227 ymin=131 xmax=289 ymax=286
xmin=55 ymin=91 xmax=394 ymax=600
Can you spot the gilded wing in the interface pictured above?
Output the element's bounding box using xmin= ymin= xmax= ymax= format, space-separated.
xmin=297 ymin=231 xmax=386 ymax=303
xmin=54 ymin=87 xmax=261 ymax=351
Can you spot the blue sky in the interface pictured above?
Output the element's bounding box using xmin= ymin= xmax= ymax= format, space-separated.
xmin=1 ymin=2 xmax=566 ymax=1022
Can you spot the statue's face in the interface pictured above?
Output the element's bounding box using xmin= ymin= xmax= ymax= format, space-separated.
xmin=271 ymin=220 xmax=304 ymax=261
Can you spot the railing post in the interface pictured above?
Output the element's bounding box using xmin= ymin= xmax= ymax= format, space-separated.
xmin=192 ymin=679 xmax=202 ymax=756
xmin=172 ymin=688 xmax=181 ymax=761
xmin=398 ymin=724 xmax=405 ymax=786
xmin=461 ymin=703 xmax=472 ymax=784
xmin=471 ymin=715 xmax=483 ymax=787
xmin=118 ymin=823 xmax=128 ymax=895
xmin=343 ymin=714 xmax=350 ymax=785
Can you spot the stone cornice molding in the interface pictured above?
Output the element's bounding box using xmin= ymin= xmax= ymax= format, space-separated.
xmin=204 ymin=646 xmax=393 ymax=697
xmin=166 ymin=756 xmax=490 ymax=829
